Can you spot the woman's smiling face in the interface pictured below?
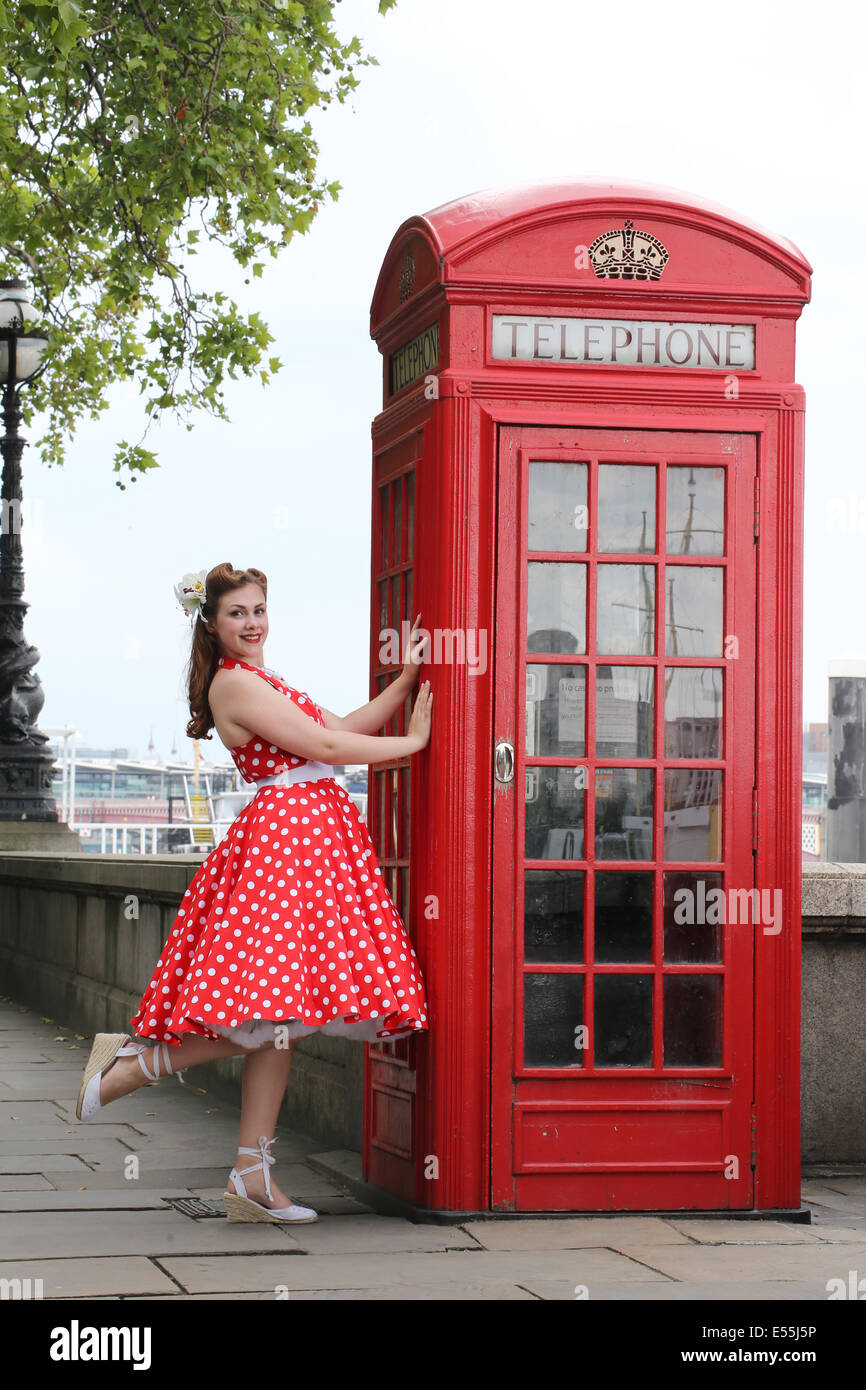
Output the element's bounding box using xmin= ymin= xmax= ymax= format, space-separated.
xmin=207 ymin=583 xmax=268 ymax=665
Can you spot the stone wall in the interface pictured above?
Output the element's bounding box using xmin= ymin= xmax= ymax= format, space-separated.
xmin=801 ymin=863 xmax=866 ymax=1162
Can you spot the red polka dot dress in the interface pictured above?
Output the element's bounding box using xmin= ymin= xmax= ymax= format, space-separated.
xmin=129 ymin=658 xmax=428 ymax=1050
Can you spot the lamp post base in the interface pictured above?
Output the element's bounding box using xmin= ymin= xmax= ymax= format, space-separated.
xmin=0 ymin=741 xmax=65 ymax=817
xmin=0 ymin=746 xmax=80 ymax=850
xmin=0 ymin=818 xmax=81 ymax=851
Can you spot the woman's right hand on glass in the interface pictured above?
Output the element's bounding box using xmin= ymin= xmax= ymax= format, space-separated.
xmin=407 ymin=680 xmax=433 ymax=750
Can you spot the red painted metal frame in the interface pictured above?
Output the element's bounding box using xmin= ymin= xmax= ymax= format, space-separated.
xmin=364 ymin=181 xmax=810 ymax=1213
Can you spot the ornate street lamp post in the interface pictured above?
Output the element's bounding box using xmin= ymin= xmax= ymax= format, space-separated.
xmin=0 ymin=277 xmax=79 ymax=848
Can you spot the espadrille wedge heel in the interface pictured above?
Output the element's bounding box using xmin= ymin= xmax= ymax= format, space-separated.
xmin=223 ymin=1135 xmax=318 ymax=1224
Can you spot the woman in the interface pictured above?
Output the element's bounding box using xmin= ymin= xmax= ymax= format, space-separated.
xmin=75 ymin=562 xmax=433 ymax=1224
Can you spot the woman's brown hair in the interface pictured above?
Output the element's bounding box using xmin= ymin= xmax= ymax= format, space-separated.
xmin=184 ymin=562 xmax=268 ymax=739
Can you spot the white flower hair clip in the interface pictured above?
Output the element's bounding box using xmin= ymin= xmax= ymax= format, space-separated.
xmin=174 ymin=570 xmax=208 ymax=622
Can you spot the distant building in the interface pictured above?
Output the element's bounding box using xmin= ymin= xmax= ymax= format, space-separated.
xmin=803 ymin=722 xmax=829 ymax=777
xmin=45 ymin=744 xmax=367 ymax=854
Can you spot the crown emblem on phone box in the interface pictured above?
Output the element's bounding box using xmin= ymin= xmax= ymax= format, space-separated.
xmin=588 ymin=219 xmax=669 ymax=280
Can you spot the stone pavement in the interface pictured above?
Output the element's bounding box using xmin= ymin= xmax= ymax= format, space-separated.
xmin=2 ymin=997 xmax=865 ymax=1302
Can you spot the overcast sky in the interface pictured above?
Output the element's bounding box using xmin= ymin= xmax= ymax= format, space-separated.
xmin=16 ymin=0 xmax=863 ymax=760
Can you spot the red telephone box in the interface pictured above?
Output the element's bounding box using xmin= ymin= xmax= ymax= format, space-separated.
xmin=363 ymin=180 xmax=810 ymax=1217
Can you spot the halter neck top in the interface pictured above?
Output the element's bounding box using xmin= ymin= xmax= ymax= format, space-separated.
xmin=215 ymin=656 xmax=326 ymax=784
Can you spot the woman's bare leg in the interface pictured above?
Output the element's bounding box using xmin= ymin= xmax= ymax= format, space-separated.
xmin=97 ymin=1032 xmax=275 ymax=1105
xmin=226 ymin=1041 xmax=298 ymax=1207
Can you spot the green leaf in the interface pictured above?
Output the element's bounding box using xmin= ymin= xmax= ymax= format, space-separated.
xmin=57 ymin=0 xmax=82 ymax=26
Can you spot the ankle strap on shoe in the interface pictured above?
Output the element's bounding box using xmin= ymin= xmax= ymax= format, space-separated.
xmin=160 ymin=1042 xmax=186 ymax=1084
xmin=125 ymin=1043 xmax=161 ymax=1083
xmin=122 ymin=1040 xmax=186 ymax=1086
xmin=236 ymin=1135 xmax=277 ymax=1201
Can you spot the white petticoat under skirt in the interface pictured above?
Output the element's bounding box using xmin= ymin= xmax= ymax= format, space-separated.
xmin=208 ymin=1014 xmax=396 ymax=1049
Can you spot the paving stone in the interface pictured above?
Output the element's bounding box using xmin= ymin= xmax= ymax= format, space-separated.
xmin=278 ymin=1215 xmax=480 ymax=1255
xmin=517 ymin=1279 xmax=832 ymax=1301
xmin=309 ymin=1149 xmax=363 ymax=1181
xmin=0 ymin=1174 xmax=54 ymax=1191
xmin=0 ymin=1257 xmax=178 ymax=1298
xmin=101 ymin=1148 xmax=253 ymax=1171
xmin=0 ymin=1155 xmax=91 ymax=1173
xmin=2 ymin=1138 xmax=138 ymax=1159
xmin=119 ymin=1116 xmax=242 ymax=1133
xmin=0 ymin=1101 xmax=65 ymax=1118
xmin=0 ymin=1050 xmax=71 ymax=1063
xmin=801 ymin=1178 xmax=856 ymax=1192
xmin=0 ymin=1122 xmax=144 ymax=1142
xmin=667 ymin=1220 xmax=823 ymax=1244
xmin=806 ymin=1224 xmax=866 ymax=1241
xmin=1 ymin=1049 xmax=83 ymax=1060
xmin=1 ymin=1067 xmax=98 ymax=1091
xmin=121 ymin=1291 xmax=289 ymax=1301
xmin=808 ymin=1205 xmax=866 ymax=1230
xmin=0 ymin=1209 xmax=305 ymax=1259
xmin=812 ymin=1210 xmax=866 ymax=1233
xmin=0 ymin=1189 xmax=198 ymax=1212
xmin=53 ymin=1097 xmax=208 ymax=1122
xmin=124 ymin=1134 xmax=315 ymax=1161
xmin=159 ymin=1247 xmax=665 ymax=1294
xmin=817 ymin=1178 xmax=866 ymax=1197
xmin=47 ymin=1167 xmax=232 ymax=1190
xmin=461 ymin=1217 xmax=691 ymax=1250
xmin=802 ymin=1189 xmax=865 ymax=1216
xmin=609 ymin=1241 xmax=866 ymax=1284
xmin=244 ymin=1283 xmax=540 ymax=1300
xmin=291 ymin=1195 xmax=375 ymax=1216
xmin=268 ymin=1164 xmax=357 ymax=1197
xmin=119 ymin=1157 xmax=337 ymax=1189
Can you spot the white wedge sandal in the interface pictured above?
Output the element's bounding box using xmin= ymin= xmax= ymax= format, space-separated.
xmin=223 ymin=1135 xmax=318 ymax=1224
xmin=75 ymin=1032 xmax=186 ymax=1122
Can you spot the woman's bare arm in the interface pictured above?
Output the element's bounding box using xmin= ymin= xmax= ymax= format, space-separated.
xmin=211 ymin=668 xmax=421 ymax=765
xmin=337 ymin=672 xmax=414 ymax=735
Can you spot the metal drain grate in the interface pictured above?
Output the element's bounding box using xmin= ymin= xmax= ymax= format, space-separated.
xmin=162 ymin=1196 xmax=226 ymax=1219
